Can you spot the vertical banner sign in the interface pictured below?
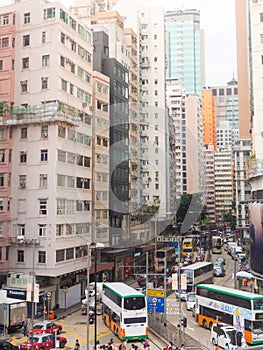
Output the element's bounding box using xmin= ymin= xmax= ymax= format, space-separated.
xmin=26 ymin=283 xmax=32 ymax=302
xmin=172 ymin=273 xmax=178 ymax=290
xmin=34 ymin=283 xmax=40 ymax=303
xmin=181 ymin=273 xmax=187 ymax=290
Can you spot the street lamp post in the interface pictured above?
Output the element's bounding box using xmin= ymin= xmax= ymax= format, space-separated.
xmin=86 ymin=244 xmax=91 ymax=350
xmin=92 ymin=243 xmax=104 ymax=350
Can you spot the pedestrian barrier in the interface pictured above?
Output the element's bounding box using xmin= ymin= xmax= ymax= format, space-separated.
xmin=148 ymin=314 xmax=210 ymax=350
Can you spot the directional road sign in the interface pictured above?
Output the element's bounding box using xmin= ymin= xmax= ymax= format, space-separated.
xmin=147 ymin=296 xmax=164 ymax=313
xmin=147 ymin=289 xmax=164 ymax=297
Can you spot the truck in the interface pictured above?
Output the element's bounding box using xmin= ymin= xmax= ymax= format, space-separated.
xmin=0 ymin=290 xmax=27 ymax=332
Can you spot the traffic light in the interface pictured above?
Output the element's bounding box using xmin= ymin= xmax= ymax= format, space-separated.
xmin=181 ymin=316 xmax=187 ymax=328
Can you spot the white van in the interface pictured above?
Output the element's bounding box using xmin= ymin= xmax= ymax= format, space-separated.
xmin=186 ymin=292 xmax=196 ymax=310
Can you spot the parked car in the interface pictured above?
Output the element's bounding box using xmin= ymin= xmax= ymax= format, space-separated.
xmin=20 ymin=333 xmax=67 ymax=350
xmin=29 ymin=321 xmax=62 ymax=335
xmin=210 ymin=323 xmax=246 ymax=350
xmin=0 ymin=341 xmax=19 ymax=350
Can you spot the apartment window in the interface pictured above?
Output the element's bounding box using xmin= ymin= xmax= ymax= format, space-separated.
xmin=2 ymin=37 xmax=9 ymax=48
xmin=260 ymin=13 xmax=263 ymax=22
xmin=56 ymin=224 xmax=63 ymax=236
xmin=61 ymin=79 xmax=67 ymax=92
xmin=42 ymin=55 xmax=50 ymax=67
xmin=60 ymin=56 xmax=65 ymax=67
xmin=0 ymin=60 xmax=3 ymax=70
xmin=39 ymin=174 xmax=47 ymax=188
xmin=23 ymin=35 xmax=30 ymax=46
xmin=40 ymin=149 xmax=48 ymax=161
xmin=17 ymin=224 xmax=25 ymax=237
xmin=20 ymin=80 xmax=28 ymax=93
xmin=12 ymin=59 xmax=14 ymax=70
xmin=41 ymin=124 xmax=48 ymax=138
xmin=66 ymin=248 xmax=74 ymax=260
xmin=44 ymin=7 xmax=55 ymax=19
xmin=0 ymin=173 xmax=4 ymax=187
xmin=19 ymin=175 xmax=26 ymax=188
xmin=21 ymin=127 xmax=27 ymax=139
xmin=58 ymin=126 xmax=66 ymax=138
xmin=41 ymin=77 xmax=48 ymax=89
xmin=0 ymin=198 xmax=3 ymax=211
xmin=38 ymin=251 xmax=46 ymax=263
xmin=154 ymin=34 xmax=157 ymax=39
xmin=24 ymin=12 xmax=30 ymax=24
xmin=39 ymin=199 xmax=47 ymax=215
xmin=17 ymin=250 xmax=24 ymax=263
xmin=42 ymin=31 xmax=46 ymax=43
xmin=3 ymin=14 xmax=9 ymax=25
xmin=22 ymin=57 xmax=29 ymax=69
xmin=38 ymin=224 xmax=46 ymax=237
xmin=60 ymin=33 xmax=65 ymax=44
xmin=0 ymin=222 xmax=2 ymax=236
xmin=57 ymin=199 xmax=65 ymax=215
xmin=56 ymin=249 xmax=64 ymax=262
xmin=57 ymin=174 xmax=65 ymax=186
xmin=57 ymin=150 xmax=66 ymax=162
xmin=0 ymin=150 xmax=4 ymax=163
xmin=69 ymin=83 xmax=74 ymax=95
xmin=20 ymin=151 xmax=27 ymax=163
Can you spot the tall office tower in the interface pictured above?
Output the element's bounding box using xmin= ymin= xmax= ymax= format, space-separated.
xmin=165 ymin=9 xmax=205 ymax=97
xmin=202 ymin=89 xmax=216 ymax=150
xmin=0 ymin=0 xmax=111 ymax=306
xmin=203 ymin=144 xmax=216 ymax=225
xmin=211 ymin=77 xmax=239 ymax=153
xmin=234 ymin=0 xmax=252 ymax=246
xmin=247 ymin=0 xmax=263 ymax=284
xmin=214 ymin=149 xmax=233 ymax=228
xmin=138 ymin=5 xmax=172 ymax=219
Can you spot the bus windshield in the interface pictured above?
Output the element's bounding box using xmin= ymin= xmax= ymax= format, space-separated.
xmin=124 ymin=296 xmax=146 ymax=310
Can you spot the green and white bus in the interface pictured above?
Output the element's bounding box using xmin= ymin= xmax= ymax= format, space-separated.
xmin=102 ymin=282 xmax=148 ymax=341
xmin=195 ymin=284 xmax=263 ymax=345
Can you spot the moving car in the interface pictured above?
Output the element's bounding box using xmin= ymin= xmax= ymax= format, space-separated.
xmin=29 ymin=321 xmax=62 ymax=335
xmin=20 ymin=333 xmax=67 ymax=349
xmin=210 ymin=323 xmax=246 ymax=349
xmin=186 ymin=292 xmax=196 ymax=310
xmin=213 ymin=265 xmax=226 ymax=277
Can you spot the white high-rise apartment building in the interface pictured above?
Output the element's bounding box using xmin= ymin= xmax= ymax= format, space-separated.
xmin=138 ymin=5 xmax=171 ymax=217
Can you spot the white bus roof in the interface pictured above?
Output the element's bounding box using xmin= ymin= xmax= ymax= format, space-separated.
xmin=181 ymin=261 xmax=213 ymax=270
xmin=103 ymin=282 xmax=144 ymax=297
xmin=197 ymin=284 xmax=263 ymax=300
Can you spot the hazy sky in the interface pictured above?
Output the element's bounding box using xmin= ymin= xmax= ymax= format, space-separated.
xmin=2 ymin=0 xmax=237 ymax=86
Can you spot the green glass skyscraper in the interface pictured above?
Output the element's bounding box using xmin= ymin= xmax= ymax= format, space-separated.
xmin=165 ymin=9 xmax=205 ymax=97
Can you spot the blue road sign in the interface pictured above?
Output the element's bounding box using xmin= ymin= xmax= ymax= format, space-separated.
xmin=147 ymin=296 xmax=164 ymax=313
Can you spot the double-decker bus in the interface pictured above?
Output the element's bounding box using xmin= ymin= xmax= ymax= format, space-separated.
xmin=195 ymin=284 xmax=263 ymax=345
xmin=182 ymin=236 xmax=197 ymax=256
xmin=211 ymin=235 xmax=222 ymax=254
xmin=155 ymin=246 xmax=175 ymax=273
xmin=180 ymin=262 xmax=214 ymax=293
xmin=102 ymin=282 xmax=148 ymax=341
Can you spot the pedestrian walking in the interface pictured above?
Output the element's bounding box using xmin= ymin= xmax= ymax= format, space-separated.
xmin=180 ymin=344 xmax=186 ymax=350
xmin=74 ymin=339 xmax=80 ymax=350
xmin=224 ymin=344 xmax=230 ymax=350
xmin=165 ymin=342 xmax=172 ymax=350
xmin=22 ymin=320 xmax=28 ymax=336
xmin=144 ymin=339 xmax=149 ymax=349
